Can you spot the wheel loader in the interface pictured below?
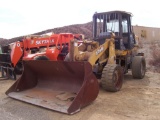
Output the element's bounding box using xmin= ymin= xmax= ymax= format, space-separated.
xmin=6 ymin=11 xmax=146 ymax=114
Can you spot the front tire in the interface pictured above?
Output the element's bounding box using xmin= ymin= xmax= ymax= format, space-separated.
xmin=101 ymin=64 xmax=123 ymax=92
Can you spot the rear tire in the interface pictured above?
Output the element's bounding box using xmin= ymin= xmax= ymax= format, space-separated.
xmin=101 ymin=64 xmax=123 ymax=92
xmin=34 ymin=56 xmax=49 ymax=60
xmin=64 ymin=53 xmax=70 ymax=61
xmin=15 ymin=62 xmax=23 ymax=75
xmin=132 ymin=56 xmax=146 ymax=79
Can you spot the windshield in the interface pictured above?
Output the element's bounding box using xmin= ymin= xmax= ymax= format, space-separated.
xmin=106 ymin=20 xmax=119 ymax=32
xmin=93 ymin=13 xmax=120 ymax=38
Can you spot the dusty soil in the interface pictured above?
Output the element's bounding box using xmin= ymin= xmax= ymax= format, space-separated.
xmin=0 ymin=71 xmax=160 ymax=120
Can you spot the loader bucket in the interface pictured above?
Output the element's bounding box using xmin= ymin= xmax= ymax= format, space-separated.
xmin=6 ymin=60 xmax=99 ymax=114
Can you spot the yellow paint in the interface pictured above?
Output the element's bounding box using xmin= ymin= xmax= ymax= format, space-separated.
xmin=88 ymin=40 xmax=109 ymax=66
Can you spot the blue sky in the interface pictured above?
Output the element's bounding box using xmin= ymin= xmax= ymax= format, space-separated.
xmin=0 ymin=0 xmax=159 ymax=38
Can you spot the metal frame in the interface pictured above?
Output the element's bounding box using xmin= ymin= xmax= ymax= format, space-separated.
xmin=0 ymin=63 xmax=16 ymax=80
xmin=93 ymin=11 xmax=135 ymax=50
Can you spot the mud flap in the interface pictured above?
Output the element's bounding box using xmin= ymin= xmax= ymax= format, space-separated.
xmin=6 ymin=60 xmax=99 ymax=114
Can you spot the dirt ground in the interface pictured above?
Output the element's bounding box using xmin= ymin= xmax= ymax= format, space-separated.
xmin=0 ymin=71 xmax=160 ymax=120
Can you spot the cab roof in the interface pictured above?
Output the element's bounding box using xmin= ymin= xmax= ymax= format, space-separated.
xmin=93 ymin=10 xmax=133 ymax=17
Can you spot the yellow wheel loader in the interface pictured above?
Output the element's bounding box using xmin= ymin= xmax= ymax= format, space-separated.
xmin=6 ymin=11 xmax=146 ymax=114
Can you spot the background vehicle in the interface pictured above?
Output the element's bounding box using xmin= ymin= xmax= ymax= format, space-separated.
xmin=0 ymin=33 xmax=82 ymax=79
xmin=6 ymin=11 xmax=146 ymax=114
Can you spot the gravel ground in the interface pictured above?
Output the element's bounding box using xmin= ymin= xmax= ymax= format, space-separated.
xmin=0 ymin=71 xmax=160 ymax=120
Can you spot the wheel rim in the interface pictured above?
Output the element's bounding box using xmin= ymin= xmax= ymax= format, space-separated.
xmin=113 ymin=69 xmax=122 ymax=89
xmin=141 ymin=62 xmax=145 ymax=77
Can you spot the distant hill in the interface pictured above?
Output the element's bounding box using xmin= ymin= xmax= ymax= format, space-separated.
xmin=0 ymin=38 xmax=9 ymax=46
xmin=1 ymin=22 xmax=93 ymax=46
xmin=34 ymin=22 xmax=93 ymax=38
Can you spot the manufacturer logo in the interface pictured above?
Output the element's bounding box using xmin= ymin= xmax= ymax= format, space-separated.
xmin=96 ymin=46 xmax=104 ymax=55
xmin=35 ymin=39 xmax=54 ymax=45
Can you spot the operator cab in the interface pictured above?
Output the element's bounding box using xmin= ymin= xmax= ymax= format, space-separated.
xmin=93 ymin=11 xmax=136 ymax=50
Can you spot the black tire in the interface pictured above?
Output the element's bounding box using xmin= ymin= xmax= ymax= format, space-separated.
xmin=33 ymin=56 xmax=49 ymax=60
xmin=101 ymin=64 xmax=123 ymax=92
xmin=132 ymin=56 xmax=146 ymax=79
xmin=9 ymin=69 xmax=16 ymax=80
xmin=64 ymin=53 xmax=70 ymax=61
xmin=14 ymin=62 xmax=23 ymax=75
